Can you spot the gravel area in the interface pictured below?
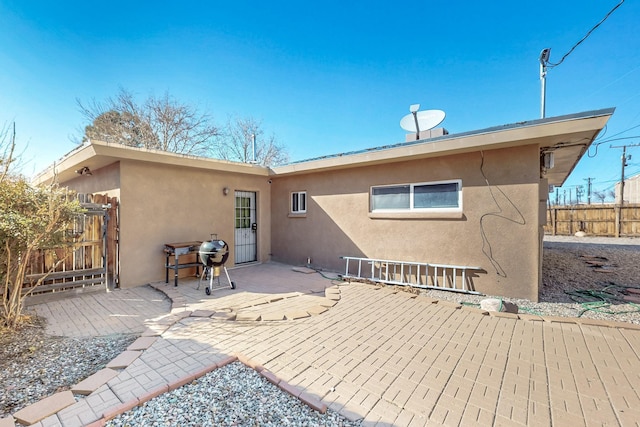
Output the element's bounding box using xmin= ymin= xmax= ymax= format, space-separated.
xmin=424 ymin=235 xmax=640 ymax=324
xmin=0 ymin=319 xmax=136 ymax=418
xmin=106 ymin=361 xmax=359 ymax=427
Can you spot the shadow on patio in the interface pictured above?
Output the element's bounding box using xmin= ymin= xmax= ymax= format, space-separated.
xmin=150 ymin=262 xmax=345 ymax=322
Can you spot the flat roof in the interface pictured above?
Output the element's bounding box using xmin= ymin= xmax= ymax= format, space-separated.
xmin=273 ymin=108 xmax=614 ymax=186
xmin=32 ymin=139 xmax=270 ymax=185
xmin=34 ymin=108 xmax=614 ymax=187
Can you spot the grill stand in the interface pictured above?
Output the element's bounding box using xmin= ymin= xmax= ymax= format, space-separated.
xmin=164 ymin=242 xmax=202 ymax=287
xmin=197 ymin=265 xmax=236 ymax=295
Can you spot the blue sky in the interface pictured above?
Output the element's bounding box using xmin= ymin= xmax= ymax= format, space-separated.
xmin=1 ymin=1 xmax=639 ymax=201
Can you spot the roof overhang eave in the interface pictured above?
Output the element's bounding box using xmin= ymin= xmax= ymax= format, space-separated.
xmin=272 ymin=108 xmax=614 ymax=184
xmin=32 ymin=140 xmax=270 ymax=185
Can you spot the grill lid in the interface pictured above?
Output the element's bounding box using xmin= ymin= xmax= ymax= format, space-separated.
xmin=199 ymin=240 xmax=229 ymax=267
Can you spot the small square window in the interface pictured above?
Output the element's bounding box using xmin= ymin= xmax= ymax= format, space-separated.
xmin=291 ymin=191 xmax=307 ymax=214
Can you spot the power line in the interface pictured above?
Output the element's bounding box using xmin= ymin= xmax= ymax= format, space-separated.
xmin=589 ymin=133 xmax=640 ymax=158
xmin=596 ymin=122 xmax=640 ymax=143
xmin=547 ymin=0 xmax=625 ymax=69
xmin=583 ymin=63 xmax=640 ymax=100
xmin=597 ymin=134 xmax=640 ymax=145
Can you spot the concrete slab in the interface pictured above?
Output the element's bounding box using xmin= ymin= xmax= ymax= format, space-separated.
xmin=127 ymin=336 xmax=158 ymax=351
xmin=106 ymin=351 xmax=142 ymax=369
xmin=13 ymin=391 xmax=75 ymax=426
xmin=261 ymin=312 xmax=286 ymax=321
xmin=306 ymin=305 xmax=329 ymax=315
xmin=235 ymin=312 xmax=261 ymax=321
xmin=72 ymin=368 xmax=120 ymax=395
xmin=318 ymin=299 xmax=338 ymax=307
xmin=285 ymin=310 xmax=311 ymax=320
xmin=211 ymin=311 xmax=236 ymax=321
xmin=190 ymin=309 xmax=216 ymax=317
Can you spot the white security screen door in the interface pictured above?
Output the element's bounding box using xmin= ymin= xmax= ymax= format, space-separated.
xmin=234 ymin=191 xmax=257 ymax=263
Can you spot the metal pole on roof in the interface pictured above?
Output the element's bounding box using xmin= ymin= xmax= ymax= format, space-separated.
xmin=410 ymin=104 xmax=420 ymax=140
xmin=251 ymin=133 xmax=257 ymax=164
xmin=539 ymin=48 xmax=551 ymax=118
xmin=412 ymin=112 xmax=420 ymax=140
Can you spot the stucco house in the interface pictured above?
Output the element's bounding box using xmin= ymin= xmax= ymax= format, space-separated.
xmin=34 ymin=108 xmax=613 ymax=301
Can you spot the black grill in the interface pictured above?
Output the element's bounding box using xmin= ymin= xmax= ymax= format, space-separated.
xmin=198 ymin=239 xmax=229 ymax=267
xmin=197 ymin=236 xmax=235 ymax=295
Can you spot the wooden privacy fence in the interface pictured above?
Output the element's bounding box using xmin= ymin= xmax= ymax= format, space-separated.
xmin=22 ymin=193 xmax=119 ymax=305
xmin=545 ymin=204 xmax=640 ymax=237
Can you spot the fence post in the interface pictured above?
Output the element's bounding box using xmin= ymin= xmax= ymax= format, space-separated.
xmin=569 ymin=209 xmax=573 ymax=235
xmin=615 ymin=205 xmax=621 ymax=237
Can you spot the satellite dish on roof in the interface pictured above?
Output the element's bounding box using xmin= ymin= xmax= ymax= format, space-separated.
xmin=400 ymin=105 xmax=446 ymax=140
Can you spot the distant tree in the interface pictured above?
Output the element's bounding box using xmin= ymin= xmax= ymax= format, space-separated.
xmin=608 ymin=189 xmax=617 ymax=202
xmin=216 ymin=115 xmax=289 ymax=167
xmin=593 ymin=190 xmax=607 ymax=204
xmin=77 ymin=89 xmax=219 ymax=156
xmin=0 ymin=125 xmax=15 ymax=183
xmin=1 ymin=123 xmax=83 ymax=329
xmin=83 ymin=110 xmax=155 ymax=148
xmin=78 ymin=89 xmax=289 ymax=165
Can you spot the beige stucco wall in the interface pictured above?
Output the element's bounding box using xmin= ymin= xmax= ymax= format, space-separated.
xmin=270 ymin=145 xmax=543 ymax=301
xmin=59 ymin=144 xmax=543 ymax=299
xmin=61 ymin=159 xmax=271 ymax=289
xmin=62 ymin=162 xmax=121 ymax=200
xmin=117 ymin=160 xmax=271 ymax=288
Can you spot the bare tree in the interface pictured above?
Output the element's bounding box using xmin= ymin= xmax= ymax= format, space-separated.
xmin=0 ymin=123 xmax=16 ymax=182
xmin=77 ymin=89 xmax=219 ymax=156
xmin=78 ymin=89 xmax=289 ymax=164
xmin=217 ymin=115 xmax=289 ymax=167
xmin=83 ymin=110 xmax=156 ymax=148
xmin=593 ymin=190 xmax=607 ymax=204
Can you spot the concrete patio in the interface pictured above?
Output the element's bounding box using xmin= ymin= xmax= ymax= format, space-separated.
xmin=8 ymin=262 xmax=640 ymax=426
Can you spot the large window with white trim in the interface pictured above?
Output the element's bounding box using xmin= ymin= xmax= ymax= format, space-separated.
xmin=291 ymin=191 xmax=307 ymax=214
xmin=371 ymin=180 xmax=462 ymax=212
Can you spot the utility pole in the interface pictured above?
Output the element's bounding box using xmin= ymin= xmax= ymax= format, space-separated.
xmin=576 ymin=185 xmax=584 ymax=205
xmin=620 ymin=146 xmax=627 ymax=205
xmin=584 ymin=177 xmax=594 ymax=205
xmin=555 ymin=188 xmax=559 ymax=206
xmin=611 ymin=143 xmax=640 ymax=204
xmin=611 ymin=143 xmax=639 ymax=237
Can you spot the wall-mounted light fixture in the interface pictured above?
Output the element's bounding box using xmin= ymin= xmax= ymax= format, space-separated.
xmin=75 ymin=166 xmax=92 ymax=176
xmin=543 ymin=152 xmax=554 ymax=169
xmin=223 ymin=187 xmax=230 ymax=196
